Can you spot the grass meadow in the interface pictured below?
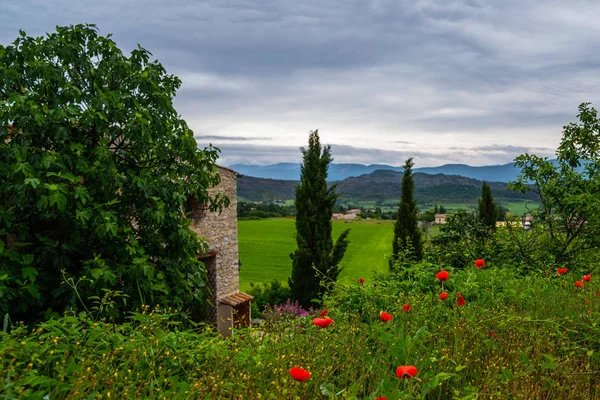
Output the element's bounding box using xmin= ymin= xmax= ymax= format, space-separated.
xmin=238 ymin=199 xmax=536 ymax=290
xmin=238 ymin=218 xmax=395 ymax=291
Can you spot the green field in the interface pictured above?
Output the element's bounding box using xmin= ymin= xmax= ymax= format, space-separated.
xmin=238 ymin=218 xmax=395 ymax=291
xmin=501 ymin=200 xmax=540 ymax=216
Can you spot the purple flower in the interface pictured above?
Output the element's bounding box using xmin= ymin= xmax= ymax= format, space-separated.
xmin=263 ymin=299 xmax=310 ymax=322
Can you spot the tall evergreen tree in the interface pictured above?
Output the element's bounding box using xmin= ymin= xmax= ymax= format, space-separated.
xmin=478 ymin=181 xmax=498 ymax=230
xmin=289 ymin=131 xmax=350 ymax=308
xmin=391 ymin=158 xmax=423 ymax=265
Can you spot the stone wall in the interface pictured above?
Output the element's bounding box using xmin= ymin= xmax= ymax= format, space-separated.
xmin=189 ymin=166 xmax=239 ymax=301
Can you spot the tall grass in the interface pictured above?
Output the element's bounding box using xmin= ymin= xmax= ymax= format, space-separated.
xmin=3 ymin=265 xmax=600 ymax=399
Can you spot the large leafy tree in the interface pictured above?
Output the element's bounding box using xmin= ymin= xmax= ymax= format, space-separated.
xmin=391 ymin=158 xmax=423 ymax=265
xmin=0 ymin=25 xmax=227 ymax=321
xmin=289 ymin=130 xmax=350 ymax=308
xmin=510 ymin=103 xmax=600 ymax=263
xmin=478 ymin=181 xmax=498 ymax=231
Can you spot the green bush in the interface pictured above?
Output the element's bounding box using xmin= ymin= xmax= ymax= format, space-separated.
xmin=247 ymin=280 xmax=292 ymax=318
xmin=0 ymin=25 xmax=227 ymax=322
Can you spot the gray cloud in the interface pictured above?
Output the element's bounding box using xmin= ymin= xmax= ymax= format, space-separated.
xmin=212 ymin=142 xmax=542 ymax=167
xmin=2 ymin=0 xmax=599 ymax=166
xmin=195 ymin=135 xmax=271 ymax=141
xmin=450 ymin=144 xmax=555 ymax=154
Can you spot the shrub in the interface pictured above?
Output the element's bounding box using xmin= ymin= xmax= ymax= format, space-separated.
xmin=0 ymin=24 xmax=227 ymax=322
xmin=248 ymin=280 xmax=292 ymax=318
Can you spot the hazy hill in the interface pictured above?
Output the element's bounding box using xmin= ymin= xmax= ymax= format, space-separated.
xmin=230 ymin=162 xmax=524 ymax=183
xmin=237 ymin=170 xmax=539 ymax=204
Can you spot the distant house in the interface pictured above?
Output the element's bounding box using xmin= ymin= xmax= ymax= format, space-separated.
xmin=347 ymin=209 xmax=361 ymax=215
xmin=188 ymin=165 xmax=253 ymax=337
xmin=523 ymin=215 xmax=534 ymax=230
xmin=333 ymin=213 xmax=359 ymax=221
xmin=434 ymin=214 xmax=447 ymax=224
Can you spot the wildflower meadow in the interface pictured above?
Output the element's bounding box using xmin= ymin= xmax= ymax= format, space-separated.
xmin=3 ymin=259 xmax=600 ymax=399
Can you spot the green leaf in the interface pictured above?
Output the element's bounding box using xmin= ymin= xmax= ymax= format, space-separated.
xmin=22 ymin=254 xmax=34 ymax=265
xmin=22 ymin=267 xmax=38 ymax=282
xmin=24 ymin=178 xmax=40 ymax=188
xmin=518 ymin=348 xmax=529 ymax=366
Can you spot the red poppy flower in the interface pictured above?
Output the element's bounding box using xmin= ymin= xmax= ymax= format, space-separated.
xmin=583 ymin=275 xmax=591 ymax=282
xmin=289 ymin=367 xmax=311 ymax=382
xmin=395 ymin=365 xmax=418 ymax=378
xmin=312 ymin=317 xmax=334 ymax=328
xmin=402 ymin=303 xmax=411 ymax=313
xmin=439 ymin=292 xmax=448 ymax=300
xmin=575 ymin=281 xmax=585 ymax=289
xmin=380 ymin=311 xmax=393 ymax=322
xmin=557 ymin=268 xmax=568 ymax=275
xmin=375 ymin=397 xmax=387 ymax=400
xmin=489 ymin=331 xmax=496 ymax=337
xmin=436 ymin=270 xmax=449 ymax=281
xmin=358 ymin=277 xmax=365 ymax=286
xmin=319 ymin=308 xmax=329 ymax=317
xmin=457 ymin=293 xmax=465 ymax=307
xmin=596 ymin=291 xmax=599 ymax=297
xmin=474 ymin=259 xmax=485 ymax=269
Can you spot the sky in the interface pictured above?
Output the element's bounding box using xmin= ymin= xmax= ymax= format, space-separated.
xmin=2 ymin=0 xmax=600 ymax=167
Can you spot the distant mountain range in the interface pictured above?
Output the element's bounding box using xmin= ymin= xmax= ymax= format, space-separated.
xmin=238 ymin=169 xmax=540 ymax=205
xmin=229 ymin=162 xmax=526 ymax=183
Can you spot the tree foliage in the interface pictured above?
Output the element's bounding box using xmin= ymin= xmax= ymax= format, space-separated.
xmin=289 ymin=131 xmax=350 ymax=308
xmin=478 ymin=182 xmax=498 ymax=230
xmin=431 ymin=210 xmax=494 ymax=269
xmin=391 ymin=158 xmax=423 ymax=265
xmin=509 ymin=103 xmax=600 ymax=263
xmin=0 ymin=25 xmax=227 ymax=321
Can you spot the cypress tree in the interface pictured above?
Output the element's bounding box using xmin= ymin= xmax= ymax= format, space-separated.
xmin=391 ymin=158 xmax=423 ymax=265
xmin=478 ymin=181 xmax=498 ymax=230
xmin=289 ymin=131 xmax=350 ymax=308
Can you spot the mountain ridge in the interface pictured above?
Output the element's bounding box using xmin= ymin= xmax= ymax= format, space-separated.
xmin=237 ymin=169 xmax=539 ymax=205
xmin=229 ymin=162 xmax=524 ymax=183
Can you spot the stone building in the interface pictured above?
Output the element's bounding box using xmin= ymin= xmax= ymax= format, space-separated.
xmin=188 ymin=165 xmax=252 ymax=336
xmin=434 ymin=214 xmax=447 ymax=224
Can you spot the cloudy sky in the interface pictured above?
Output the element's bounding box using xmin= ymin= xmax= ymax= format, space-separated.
xmin=2 ymin=0 xmax=600 ymax=167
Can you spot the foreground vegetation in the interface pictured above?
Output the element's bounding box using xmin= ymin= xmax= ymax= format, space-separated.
xmin=3 ymin=264 xmax=600 ymax=399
